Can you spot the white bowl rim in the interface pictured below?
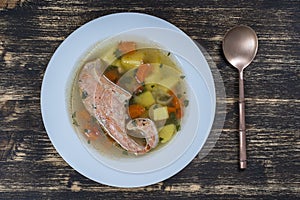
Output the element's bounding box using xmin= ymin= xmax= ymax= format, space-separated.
xmin=41 ymin=12 xmax=216 ymax=187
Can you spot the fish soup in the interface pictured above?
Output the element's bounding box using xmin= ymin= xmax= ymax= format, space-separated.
xmin=70 ymin=40 xmax=189 ymax=158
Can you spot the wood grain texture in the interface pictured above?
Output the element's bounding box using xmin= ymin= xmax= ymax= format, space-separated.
xmin=0 ymin=0 xmax=299 ymax=199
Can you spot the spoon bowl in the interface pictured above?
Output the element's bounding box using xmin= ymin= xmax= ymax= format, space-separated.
xmin=223 ymin=25 xmax=258 ymax=70
xmin=222 ymin=25 xmax=258 ymax=169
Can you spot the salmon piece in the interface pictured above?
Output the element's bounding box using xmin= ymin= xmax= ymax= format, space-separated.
xmin=118 ymin=41 xmax=136 ymax=54
xmin=78 ymin=59 xmax=158 ymax=155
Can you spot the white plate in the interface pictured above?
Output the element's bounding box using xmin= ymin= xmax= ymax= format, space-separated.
xmin=41 ymin=13 xmax=216 ymax=187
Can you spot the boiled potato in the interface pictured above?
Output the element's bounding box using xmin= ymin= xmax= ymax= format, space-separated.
xmin=159 ymin=124 xmax=176 ymax=143
xmin=134 ymin=91 xmax=155 ymax=108
xmin=153 ymin=106 xmax=169 ymax=121
xmin=121 ymin=51 xmax=144 ymax=71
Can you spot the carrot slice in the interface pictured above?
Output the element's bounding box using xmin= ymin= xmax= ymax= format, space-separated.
xmin=135 ymin=63 xmax=153 ymax=83
xmin=118 ymin=41 xmax=136 ymax=54
xmin=167 ymin=106 xmax=176 ymax=114
xmin=104 ymin=68 xmax=120 ymax=83
xmin=167 ymin=91 xmax=184 ymax=119
xmin=176 ymin=107 xmax=183 ymax=119
xmin=172 ymin=95 xmax=181 ymax=109
xmin=128 ymin=104 xmax=146 ymax=119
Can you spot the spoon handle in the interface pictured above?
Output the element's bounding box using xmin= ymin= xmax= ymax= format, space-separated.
xmin=239 ymin=70 xmax=247 ymax=169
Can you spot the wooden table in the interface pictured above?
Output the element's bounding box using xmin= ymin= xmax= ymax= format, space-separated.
xmin=0 ymin=0 xmax=299 ymax=199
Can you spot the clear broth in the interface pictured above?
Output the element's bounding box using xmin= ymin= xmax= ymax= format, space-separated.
xmin=69 ymin=40 xmax=189 ymax=159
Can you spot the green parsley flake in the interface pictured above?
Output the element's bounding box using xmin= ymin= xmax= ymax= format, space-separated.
xmin=82 ymin=90 xmax=88 ymax=99
xmin=72 ymin=112 xmax=79 ymax=126
xmin=176 ymin=124 xmax=181 ymax=131
xmin=131 ymin=120 xmax=137 ymax=127
xmin=113 ymin=49 xmax=123 ymax=58
xmin=183 ymin=99 xmax=189 ymax=107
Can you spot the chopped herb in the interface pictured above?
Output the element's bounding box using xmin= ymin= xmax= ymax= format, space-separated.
xmin=72 ymin=120 xmax=79 ymax=126
xmin=165 ymin=112 xmax=181 ymax=131
xmin=113 ymin=49 xmax=123 ymax=58
xmin=106 ymin=65 xmax=118 ymax=71
xmin=153 ymin=104 xmax=159 ymax=109
xmin=72 ymin=112 xmax=79 ymax=126
xmin=72 ymin=111 xmax=76 ymax=118
xmin=159 ymin=137 xmax=164 ymax=142
xmin=166 ymin=112 xmax=178 ymax=126
xmin=131 ymin=120 xmax=137 ymax=127
xmin=183 ymin=99 xmax=189 ymax=107
xmin=180 ymin=75 xmax=186 ymax=79
xmin=84 ymin=129 xmax=89 ymax=134
xmin=176 ymin=124 xmax=181 ymax=131
xmin=87 ymin=140 xmax=90 ymax=144
xmin=159 ymin=63 xmax=163 ymax=68
xmin=122 ymin=150 xmax=129 ymax=155
xmin=82 ymin=90 xmax=88 ymax=99
xmin=177 ymin=94 xmax=182 ymax=99
xmin=167 ymin=52 xmax=171 ymax=56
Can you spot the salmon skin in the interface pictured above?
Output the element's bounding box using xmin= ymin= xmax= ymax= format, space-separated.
xmin=78 ymin=59 xmax=159 ymax=155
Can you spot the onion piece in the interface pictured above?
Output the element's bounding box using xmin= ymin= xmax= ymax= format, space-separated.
xmin=156 ymin=93 xmax=173 ymax=105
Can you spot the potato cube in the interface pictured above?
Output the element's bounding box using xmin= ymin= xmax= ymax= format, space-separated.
xmin=159 ymin=124 xmax=176 ymax=143
xmin=134 ymin=91 xmax=155 ymax=108
xmin=121 ymin=51 xmax=144 ymax=71
xmin=153 ymin=106 xmax=169 ymax=121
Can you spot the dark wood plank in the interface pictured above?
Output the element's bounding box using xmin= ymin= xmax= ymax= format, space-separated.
xmin=0 ymin=0 xmax=299 ymax=199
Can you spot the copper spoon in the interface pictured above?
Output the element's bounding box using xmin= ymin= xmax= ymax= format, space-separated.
xmin=222 ymin=25 xmax=258 ymax=169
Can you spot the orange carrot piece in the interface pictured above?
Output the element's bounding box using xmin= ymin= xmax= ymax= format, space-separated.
xmin=172 ymin=95 xmax=181 ymax=109
xmin=176 ymin=108 xmax=183 ymax=119
xmin=167 ymin=90 xmax=184 ymax=119
xmin=167 ymin=106 xmax=177 ymax=114
xmin=118 ymin=41 xmax=136 ymax=54
xmin=128 ymin=104 xmax=146 ymax=119
xmin=135 ymin=63 xmax=153 ymax=83
xmin=104 ymin=68 xmax=120 ymax=83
